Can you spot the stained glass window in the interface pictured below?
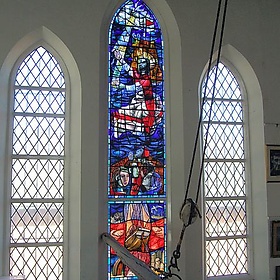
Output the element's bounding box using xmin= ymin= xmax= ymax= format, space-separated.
xmin=108 ymin=0 xmax=165 ymax=278
xmin=202 ymin=62 xmax=248 ymax=277
xmin=9 ymin=46 xmax=65 ymax=280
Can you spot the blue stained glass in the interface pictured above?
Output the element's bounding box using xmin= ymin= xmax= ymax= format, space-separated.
xmin=108 ymin=0 xmax=165 ymax=198
xmin=108 ymin=1 xmax=166 ymax=278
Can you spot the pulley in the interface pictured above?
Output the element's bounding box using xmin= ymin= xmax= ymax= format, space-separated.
xmin=164 ymin=0 xmax=229 ymax=278
xmin=179 ymin=198 xmax=201 ymax=227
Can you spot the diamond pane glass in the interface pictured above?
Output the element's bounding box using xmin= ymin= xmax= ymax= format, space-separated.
xmin=108 ymin=1 xmax=166 ymax=278
xmin=15 ymin=47 xmax=65 ymax=88
xmin=10 ymin=203 xmax=63 ymax=243
xmin=14 ymin=89 xmax=65 ymax=114
xmin=202 ymin=62 xmax=248 ymax=277
xmin=203 ymin=63 xmax=242 ymax=100
xmin=13 ymin=116 xmax=65 ymax=156
xmin=10 ymin=246 xmax=63 ymax=280
xmin=202 ymin=100 xmax=243 ymax=123
xmin=11 ymin=159 xmax=64 ymax=199
xmin=203 ymin=123 xmax=244 ymax=160
xmin=205 ymin=199 xmax=247 ymax=237
xmin=10 ymin=46 xmax=65 ymax=280
xmin=206 ymin=239 xmax=248 ymax=276
xmin=204 ymin=162 xmax=246 ymax=197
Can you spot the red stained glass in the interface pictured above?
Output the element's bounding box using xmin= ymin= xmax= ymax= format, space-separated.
xmin=108 ymin=0 xmax=166 ymax=278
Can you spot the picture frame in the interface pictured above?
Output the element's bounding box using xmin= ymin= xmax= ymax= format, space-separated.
xmin=276 ymin=266 xmax=280 ymax=280
xmin=266 ymin=145 xmax=280 ymax=182
xmin=271 ymin=221 xmax=280 ymax=258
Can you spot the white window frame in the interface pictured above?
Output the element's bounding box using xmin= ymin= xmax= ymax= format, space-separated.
xmin=0 ymin=27 xmax=81 ymax=280
xmin=202 ymin=59 xmax=250 ymax=279
xmin=200 ymin=46 xmax=270 ymax=280
xmin=9 ymin=45 xmax=67 ymax=279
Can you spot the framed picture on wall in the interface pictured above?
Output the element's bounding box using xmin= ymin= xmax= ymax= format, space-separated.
xmin=276 ymin=266 xmax=280 ymax=280
xmin=267 ymin=145 xmax=280 ymax=182
xmin=271 ymin=221 xmax=280 ymax=257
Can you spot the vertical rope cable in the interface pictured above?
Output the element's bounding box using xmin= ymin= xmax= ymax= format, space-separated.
xmin=183 ymin=0 xmax=223 ymax=206
xmin=195 ymin=0 xmax=229 ymax=204
xmin=166 ymin=1 xmax=230 ymax=278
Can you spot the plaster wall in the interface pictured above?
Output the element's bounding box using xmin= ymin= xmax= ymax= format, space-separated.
xmin=0 ymin=0 xmax=279 ymax=279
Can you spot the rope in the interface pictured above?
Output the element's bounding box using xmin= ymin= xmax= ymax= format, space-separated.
xmin=165 ymin=0 xmax=229 ymax=277
xmin=195 ymin=0 xmax=229 ymax=204
xmin=183 ymin=0 xmax=223 ymax=206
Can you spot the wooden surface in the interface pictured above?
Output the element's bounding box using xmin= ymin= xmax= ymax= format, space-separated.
xmin=102 ymin=232 xmax=161 ymax=280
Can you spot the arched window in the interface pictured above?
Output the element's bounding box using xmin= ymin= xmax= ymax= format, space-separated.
xmin=108 ymin=0 xmax=166 ymax=278
xmin=9 ymin=46 xmax=66 ymax=279
xmin=201 ymin=62 xmax=249 ymax=277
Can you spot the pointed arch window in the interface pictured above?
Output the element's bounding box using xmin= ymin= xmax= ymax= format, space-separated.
xmin=108 ymin=0 xmax=166 ymax=278
xmin=9 ymin=46 xmax=65 ymax=280
xmin=202 ymin=62 xmax=249 ymax=277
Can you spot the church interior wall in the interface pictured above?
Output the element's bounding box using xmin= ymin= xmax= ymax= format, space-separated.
xmin=0 ymin=0 xmax=279 ymax=279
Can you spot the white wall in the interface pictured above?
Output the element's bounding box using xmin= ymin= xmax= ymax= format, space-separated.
xmin=0 ymin=0 xmax=279 ymax=279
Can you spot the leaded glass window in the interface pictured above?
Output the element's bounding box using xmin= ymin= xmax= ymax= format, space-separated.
xmin=108 ymin=0 xmax=165 ymax=278
xmin=202 ymin=62 xmax=248 ymax=277
xmin=9 ymin=46 xmax=65 ymax=280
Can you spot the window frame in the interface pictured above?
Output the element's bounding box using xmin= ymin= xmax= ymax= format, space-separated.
xmin=8 ymin=44 xmax=67 ymax=279
xmin=201 ymin=59 xmax=251 ymax=279
xmin=107 ymin=1 xmax=167 ymax=278
xmin=0 ymin=28 xmax=82 ymax=280
xmin=99 ymin=0 xmax=185 ymax=279
xmin=200 ymin=49 xmax=270 ymax=280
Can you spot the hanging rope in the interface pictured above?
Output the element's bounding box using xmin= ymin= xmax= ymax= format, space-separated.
xmin=164 ymin=0 xmax=229 ymax=278
xmin=195 ymin=0 xmax=229 ymax=205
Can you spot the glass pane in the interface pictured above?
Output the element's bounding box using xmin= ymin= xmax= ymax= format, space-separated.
xmin=14 ymin=89 xmax=65 ymax=114
xmin=204 ymin=162 xmax=246 ymax=197
xmin=203 ymin=63 xmax=242 ymax=100
xmin=205 ymin=199 xmax=247 ymax=237
xmin=203 ymin=123 xmax=244 ymax=160
xmin=202 ymin=63 xmax=248 ymax=277
xmin=108 ymin=0 xmax=165 ymax=199
xmin=11 ymin=159 xmax=64 ymax=199
xmin=202 ymin=99 xmax=243 ymax=123
xmin=10 ymin=46 xmax=65 ymax=280
xmin=206 ymin=238 xmax=248 ymax=276
xmin=108 ymin=201 xmax=166 ymax=278
xmin=10 ymin=203 xmax=63 ymax=243
xmin=15 ymin=47 xmax=65 ymax=89
xmin=12 ymin=116 xmax=65 ymax=156
xmin=10 ymin=246 xmax=63 ymax=280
